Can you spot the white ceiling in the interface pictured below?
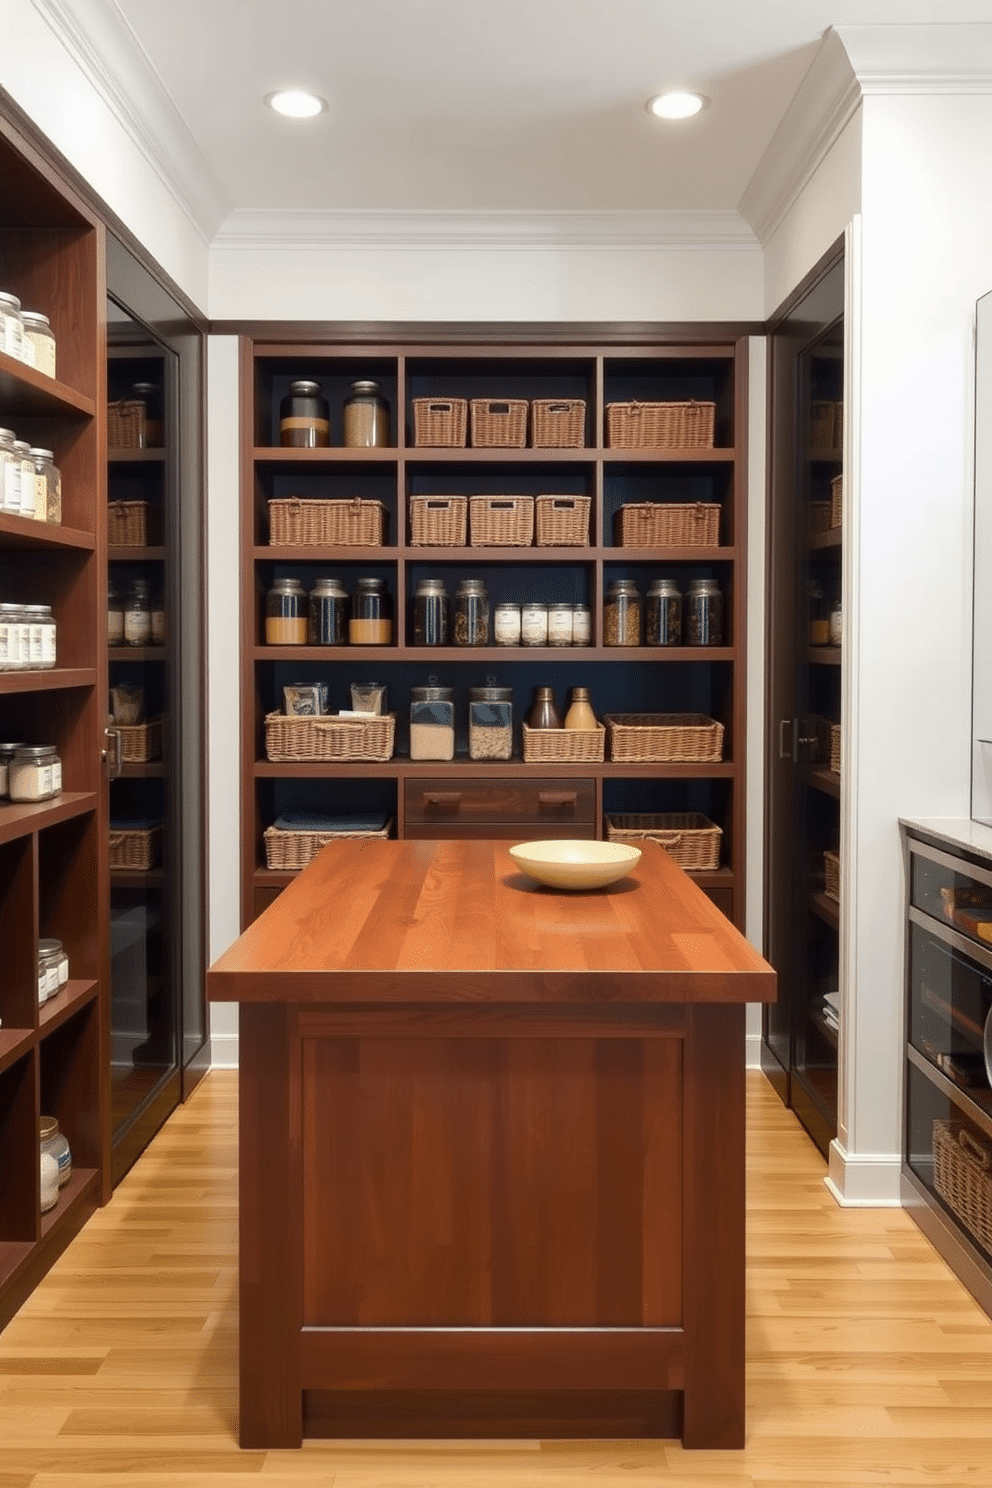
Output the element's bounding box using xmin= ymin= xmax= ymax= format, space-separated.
xmin=108 ymin=0 xmax=992 ymax=219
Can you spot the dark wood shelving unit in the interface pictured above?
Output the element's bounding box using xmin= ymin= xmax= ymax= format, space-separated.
xmin=240 ymin=333 xmax=748 ymax=929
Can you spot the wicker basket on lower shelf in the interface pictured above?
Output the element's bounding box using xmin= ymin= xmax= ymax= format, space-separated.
xmin=264 ymin=712 xmax=395 ymax=763
xmin=605 ymin=400 xmax=715 ymax=449
xmin=521 ymin=722 xmax=605 ymax=764
xmin=264 ymin=815 xmax=393 ymax=871
xmin=268 ymin=497 xmax=386 ymax=546
xmin=605 ymin=813 xmax=722 ymax=872
xmin=830 ymin=473 xmax=843 ymax=528
xmin=109 ymin=822 xmax=162 ymax=872
xmin=604 ymin=713 xmax=724 ymax=764
xmin=409 ymin=495 xmax=467 ymax=546
xmin=823 ymin=849 xmax=840 ymax=902
xmin=117 ymin=717 xmax=163 ymax=763
xmin=614 ymin=502 xmax=720 ymax=548
xmin=108 ymin=399 xmax=148 ymax=450
xmin=534 ymin=494 xmax=590 ymax=547
xmin=933 ymin=1119 xmax=992 ymax=1255
xmin=108 ymin=500 xmax=159 ymax=546
xmin=469 ymin=495 xmax=534 ymax=547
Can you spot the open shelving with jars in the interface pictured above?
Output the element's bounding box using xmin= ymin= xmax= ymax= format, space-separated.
xmin=0 ymin=106 xmax=108 ymax=1329
xmin=240 ymin=334 xmax=748 ymax=930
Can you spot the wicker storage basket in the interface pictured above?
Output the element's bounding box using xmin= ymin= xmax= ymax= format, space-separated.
xmin=824 ymin=849 xmax=840 ymax=902
xmin=107 ymin=399 xmax=148 ymax=450
xmin=118 ymin=717 xmax=163 ymax=764
xmin=830 ymin=474 xmax=843 ymax=528
xmin=605 ymin=400 xmax=716 ymax=449
xmin=109 ymin=822 xmax=162 ymax=872
xmin=409 ymin=495 xmax=467 ymax=547
xmin=534 ymin=494 xmax=591 ymax=547
xmin=521 ymin=722 xmax=605 ymax=764
xmin=412 ymin=398 xmax=468 ymax=447
xmin=933 ymin=1119 xmax=992 ymax=1254
xmin=469 ymin=495 xmax=535 ymax=547
xmin=264 ymin=814 xmax=393 ymax=871
xmin=531 ymin=399 xmax=586 ymax=448
xmin=268 ymin=497 xmax=386 ymax=546
xmin=604 ymin=713 xmax=724 ymax=764
xmin=605 ymin=812 xmax=722 ymax=872
xmin=614 ymin=502 xmax=720 ymax=548
xmin=108 ymin=500 xmax=159 ymax=546
xmin=470 ymin=398 xmax=528 ymax=448
xmin=264 ymin=711 xmax=395 ymax=763
xmin=813 ymin=718 xmax=841 ymax=773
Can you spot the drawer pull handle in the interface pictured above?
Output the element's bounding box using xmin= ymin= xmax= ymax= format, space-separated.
xmin=538 ymin=792 xmax=577 ymax=808
xmin=425 ymin=792 xmax=462 ymax=808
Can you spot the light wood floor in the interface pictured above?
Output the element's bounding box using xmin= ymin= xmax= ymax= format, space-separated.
xmin=2 ymin=1070 xmax=992 ymax=1487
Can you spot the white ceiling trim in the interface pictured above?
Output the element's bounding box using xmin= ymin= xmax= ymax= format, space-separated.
xmin=739 ymin=28 xmax=861 ymax=247
xmin=836 ymin=21 xmax=992 ymax=90
xmin=212 ymin=208 xmax=760 ymax=253
xmin=32 ymin=0 xmax=229 ymax=243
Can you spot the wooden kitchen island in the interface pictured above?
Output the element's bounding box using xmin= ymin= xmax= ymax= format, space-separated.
xmin=207 ymin=838 xmax=775 ymax=1450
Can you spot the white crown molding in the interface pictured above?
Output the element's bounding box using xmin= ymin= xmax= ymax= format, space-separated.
xmin=835 ymin=22 xmax=992 ymax=93
xmin=738 ymin=28 xmax=861 ymax=247
xmin=31 ymin=0 xmax=229 ymax=243
xmin=213 ymin=207 xmax=760 ymax=253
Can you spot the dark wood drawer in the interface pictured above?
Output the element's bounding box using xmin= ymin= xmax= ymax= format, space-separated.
xmin=404 ymin=777 xmax=596 ymax=831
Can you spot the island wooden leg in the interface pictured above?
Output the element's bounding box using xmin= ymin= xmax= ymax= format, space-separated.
xmin=238 ymin=1003 xmax=302 ymax=1449
xmin=681 ymin=1002 xmax=746 ymax=1449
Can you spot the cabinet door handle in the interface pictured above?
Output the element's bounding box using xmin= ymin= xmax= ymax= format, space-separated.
xmin=424 ymin=792 xmax=462 ymax=808
xmin=103 ymin=726 xmax=122 ymax=780
xmin=538 ymin=792 xmax=577 ymax=809
xmin=779 ymin=719 xmax=797 ymax=762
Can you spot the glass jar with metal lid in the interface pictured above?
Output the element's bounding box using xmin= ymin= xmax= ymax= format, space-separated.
xmin=279 ymin=379 xmax=330 ymax=448
xmin=350 ymin=577 xmax=393 ymax=644
xmin=14 ymin=441 xmax=34 ymax=518
xmin=468 ymin=684 xmax=513 ymax=761
xmin=22 ymin=604 xmax=56 ymax=669
xmin=646 ymin=578 xmax=682 ymax=646
xmin=570 ymin=603 xmax=591 ymax=646
xmin=686 ymin=578 xmax=724 ymax=646
xmin=20 ymin=311 xmax=56 ymax=378
xmin=39 ymin=936 xmax=69 ymax=992
xmin=0 ymin=427 xmax=14 ymax=512
xmin=412 ymin=577 xmax=449 ymax=646
xmin=0 ymin=742 xmax=22 ymax=795
xmin=308 ymin=577 xmax=348 ymax=645
xmin=453 ymin=578 xmax=490 ymax=646
xmin=409 ymin=683 xmax=455 ymax=761
xmin=493 ymin=601 xmax=521 ymax=646
xmin=547 ymin=602 xmax=573 ymax=647
xmin=37 ymin=944 xmax=59 ymax=1005
xmin=0 ymin=605 xmax=23 ymax=671
xmin=39 ymin=1116 xmax=71 ymax=1188
xmin=0 ymin=291 xmax=23 ymax=359
xmin=125 ymin=579 xmax=153 ymax=646
xmin=343 ymin=380 xmax=390 ymax=448
xmin=266 ymin=577 xmax=308 ymax=645
xmin=28 ymin=448 xmax=59 ymax=523
xmin=521 ymin=601 xmax=548 ymax=647
xmin=604 ymin=578 xmax=641 ymax=646
xmin=107 ymin=581 xmax=124 ymax=647
xmin=10 ymin=744 xmax=62 ymax=802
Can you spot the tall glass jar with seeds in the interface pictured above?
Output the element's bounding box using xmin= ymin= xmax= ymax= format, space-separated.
xmin=468 ymin=684 xmax=513 ymax=761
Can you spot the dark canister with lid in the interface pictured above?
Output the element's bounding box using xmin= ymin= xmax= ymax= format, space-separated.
xmin=343 ymin=380 xmax=390 ymax=448
xmin=526 ymin=686 xmax=561 ymax=729
xmin=279 ymin=379 xmax=330 ymax=448
xmin=686 ymin=578 xmax=724 ymax=646
xmin=308 ymin=578 xmax=348 ymax=645
xmin=453 ymin=578 xmax=490 ymax=646
xmin=646 ymin=578 xmax=682 ymax=646
xmin=413 ymin=577 xmax=449 ymax=646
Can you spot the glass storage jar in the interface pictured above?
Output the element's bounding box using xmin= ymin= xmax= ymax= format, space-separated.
xmin=266 ymin=577 xmax=308 ymax=645
xmin=604 ymin=578 xmax=640 ymax=646
xmin=453 ymin=578 xmax=489 ymax=646
xmin=685 ymin=578 xmax=724 ymax=646
xmin=343 ymin=379 xmax=390 ymax=448
xmin=108 ymin=582 xmax=124 ymax=646
xmin=521 ymin=601 xmax=548 ymax=647
xmin=39 ymin=936 xmax=69 ymax=991
xmin=409 ymin=684 xmax=455 ymax=761
xmin=0 ymin=605 xmax=22 ymax=670
xmin=349 ymin=577 xmax=392 ymax=644
xmin=22 ymin=604 xmax=56 ymax=669
xmin=20 ymin=311 xmax=56 ymax=378
xmin=125 ymin=579 xmax=153 ymax=646
xmin=37 ymin=944 xmax=58 ymax=1006
xmin=0 ymin=291 xmax=23 ymax=359
xmin=646 ymin=578 xmax=682 ymax=646
xmin=547 ymin=602 xmax=573 ymax=646
xmin=0 ymin=742 xmax=21 ymax=796
xmin=308 ymin=577 xmax=348 ymax=645
xmin=279 ymin=379 xmax=329 ymax=448
xmin=39 ymin=1116 xmax=72 ymax=1189
xmin=493 ymin=601 xmax=521 ymax=646
xmin=40 ymin=1151 xmax=59 ymax=1213
xmin=0 ymin=427 xmax=14 ymax=512
xmin=14 ymin=441 xmax=34 ymax=518
xmin=808 ymin=580 xmax=829 ymax=645
xmin=151 ymin=589 xmax=166 ymax=645
xmin=468 ymin=684 xmax=513 ymax=761
xmin=131 ymin=382 xmax=163 ymax=446
xmin=27 ymin=447 xmax=61 ymax=524
xmin=829 ymin=597 xmax=842 ymax=646
xmin=412 ymin=577 xmax=449 ymax=646
xmin=570 ymin=603 xmax=591 ymax=646
xmin=10 ymin=745 xmax=62 ymax=802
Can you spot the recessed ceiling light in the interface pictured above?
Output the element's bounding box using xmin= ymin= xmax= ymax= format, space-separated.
xmin=647 ymin=91 xmax=707 ymax=121
xmin=265 ymin=89 xmax=327 ymax=119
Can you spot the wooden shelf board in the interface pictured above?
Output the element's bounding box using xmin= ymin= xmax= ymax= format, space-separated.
xmin=808 ymin=1004 xmax=839 ymax=1051
xmin=253 ymin=643 xmax=736 ymax=663
xmin=0 ymin=792 xmax=96 ymax=846
xmin=808 ymin=645 xmax=842 ymax=666
xmin=253 ymin=445 xmax=737 ymax=465
xmin=39 ymin=978 xmax=99 ymax=1037
xmin=0 ymin=668 xmax=96 ymax=693
xmin=810 ymin=890 xmax=840 ymax=929
xmin=39 ymin=1168 xmax=98 ymax=1242
xmin=810 ymin=527 xmax=842 ymax=553
xmin=110 ymin=870 xmax=166 ymax=888
xmin=108 ymin=647 xmax=166 ymax=663
xmin=253 ymin=544 xmax=737 ymax=564
xmin=0 ymin=1027 xmax=33 ymax=1075
xmin=117 ymin=761 xmax=164 ymax=778
xmin=0 ymin=514 xmax=95 ymax=551
xmin=808 ymin=767 xmax=841 ymax=799
xmin=108 ymin=448 xmax=165 ymax=464
xmin=254 ymin=759 xmax=737 ymax=780
xmin=0 ymin=350 xmax=95 ymax=419
xmin=109 ymin=546 xmax=165 ymax=562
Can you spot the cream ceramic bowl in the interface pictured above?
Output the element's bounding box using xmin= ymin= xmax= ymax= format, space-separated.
xmin=508 ymin=839 xmax=642 ymax=891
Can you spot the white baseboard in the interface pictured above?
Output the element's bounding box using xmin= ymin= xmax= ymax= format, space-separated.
xmin=825 ymin=1136 xmax=903 ymax=1206
xmin=207 ymin=1030 xmax=240 ymax=1069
